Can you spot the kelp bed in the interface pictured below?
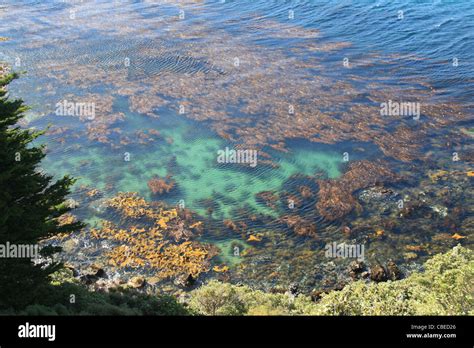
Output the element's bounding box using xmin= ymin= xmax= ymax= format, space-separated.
xmin=0 ymin=1 xmax=472 ymax=294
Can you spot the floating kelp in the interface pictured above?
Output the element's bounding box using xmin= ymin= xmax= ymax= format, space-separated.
xmin=106 ymin=192 xmax=154 ymax=219
xmin=316 ymin=160 xmax=398 ymax=221
xmin=298 ymin=186 xmax=314 ymax=199
xmin=85 ymin=188 xmax=101 ymax=199
xmin=89 ymin=192 xmax=215 ymax=284
xmin=247 ymin=234 xmax=263 ymax=242
xmin=280 ymin=215 xmax=318 ymax=238
xmin=147 ymin=175 xmax=176 ymax=195
xmin=21 ymin=1 xmax=471 ymax=164
xmin=129 ymin=94 xmax=164 ymax=118
xmin=255 ymin=190 xmax=279 ymax=210
xmin=223 ymin=219 xmax=239 ymax=232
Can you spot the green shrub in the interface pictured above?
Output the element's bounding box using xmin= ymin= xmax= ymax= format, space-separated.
xmin=188 ymin=281 xmax=247 ymax=315
xmin=0 ymin=282 xmax=189 ymax=316
xmin=189 ymin=245 xmax=473 ymax=316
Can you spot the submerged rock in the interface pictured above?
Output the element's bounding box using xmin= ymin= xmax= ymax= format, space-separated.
xmin=387 ymin=260 xmax=402 ymax=280
xmin=369 ymin=264 xmax=388 ymax=282
xmin=88 ymin=198 xmax=108 ymax=215
xmin=348 ymin=260 xmax=366 ymax=279
xmin=174 ymin=274 xmax=196 ymax=288
xmin=285 ymin=282 xmax=300 ymax=299
xmin=128 ymin=276 xmax=146 ymax=289
xmin=342 ymin=226 xmax=352 ymax=236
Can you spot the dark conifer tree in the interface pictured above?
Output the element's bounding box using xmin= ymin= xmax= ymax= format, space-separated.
xmin=0 ymin=72 xmax=83 ymax=309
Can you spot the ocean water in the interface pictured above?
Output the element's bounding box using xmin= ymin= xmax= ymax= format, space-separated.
xmin=0 ymin=0 xmax=472 ymax=290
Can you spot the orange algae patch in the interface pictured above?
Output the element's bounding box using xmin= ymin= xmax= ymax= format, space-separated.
xmin=451 ymin=233 xmax=466 ymax=240
xmin=147 ymin=175 xmax=176 ymax=195
xmin=375 ymin=230 xmax=385 ymax=237
xmin=57 ymin=213 xmax=77 ymax=226
xmin=106 ymin=192 xmax=154 ymax=219
xmin=406 ymin=245 xmax=423 ymax=252
xmin=189 ymin=221 xmax=203 ymax=229
xmin=91 ymin=192 xmax=214 ymax=281
xmin=213 ymin=265 xmax=229 ymax=273
xmin=428 ymin=170 xmax=449 ymax=182
xmin=86 ymin=189 xmax=101 ymax=198
xmin=247 ymin=235 xmax=262 ymax=242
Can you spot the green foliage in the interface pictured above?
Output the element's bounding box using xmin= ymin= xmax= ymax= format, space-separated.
xmin=0 ymin=281 xmax=189 ymax=316
xmin=48 ymin=267 xmax=78 ymax=286
xmin=189 ymin=280 xmax=303 ymax=316
xmin=0 ymin=73 xmax=84 ymax=241
xmin=189 ymin=245 xmax=474 ymax=316
xmin=0 ymin=73 xmax=85 ymax=309
xmin=310 ymin=244 xmax=473 ymax=316
xmin=188 ymin=280 xmax=247 ymax=315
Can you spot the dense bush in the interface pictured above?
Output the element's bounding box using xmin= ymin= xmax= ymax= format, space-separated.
xmin=0 ymin=281 xmax=189 ymax=316
xmin=189 ymin=245 xmax=473 ymax=316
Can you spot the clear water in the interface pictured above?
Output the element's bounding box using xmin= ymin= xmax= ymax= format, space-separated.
xmin=0 ymin=0 xmax=472 ymax=289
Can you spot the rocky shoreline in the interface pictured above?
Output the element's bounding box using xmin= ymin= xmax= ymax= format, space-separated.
xmin=44 ymin=155 xmax=473 ymax=297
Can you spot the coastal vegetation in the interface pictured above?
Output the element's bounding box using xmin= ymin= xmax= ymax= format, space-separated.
xmin=188 ymin=245 xmax=473 ymax=316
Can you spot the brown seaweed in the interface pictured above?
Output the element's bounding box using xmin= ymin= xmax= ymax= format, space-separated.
xmin=316 ymin=161 xmax=398 ymax=221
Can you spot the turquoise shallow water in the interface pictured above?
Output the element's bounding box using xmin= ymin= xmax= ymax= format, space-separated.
xmin=40 ymin=104 xmax=343 ymax=219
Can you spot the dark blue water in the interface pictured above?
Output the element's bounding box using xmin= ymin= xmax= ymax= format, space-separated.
xmin=1 ymin=1 xmax=472 ymax=100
